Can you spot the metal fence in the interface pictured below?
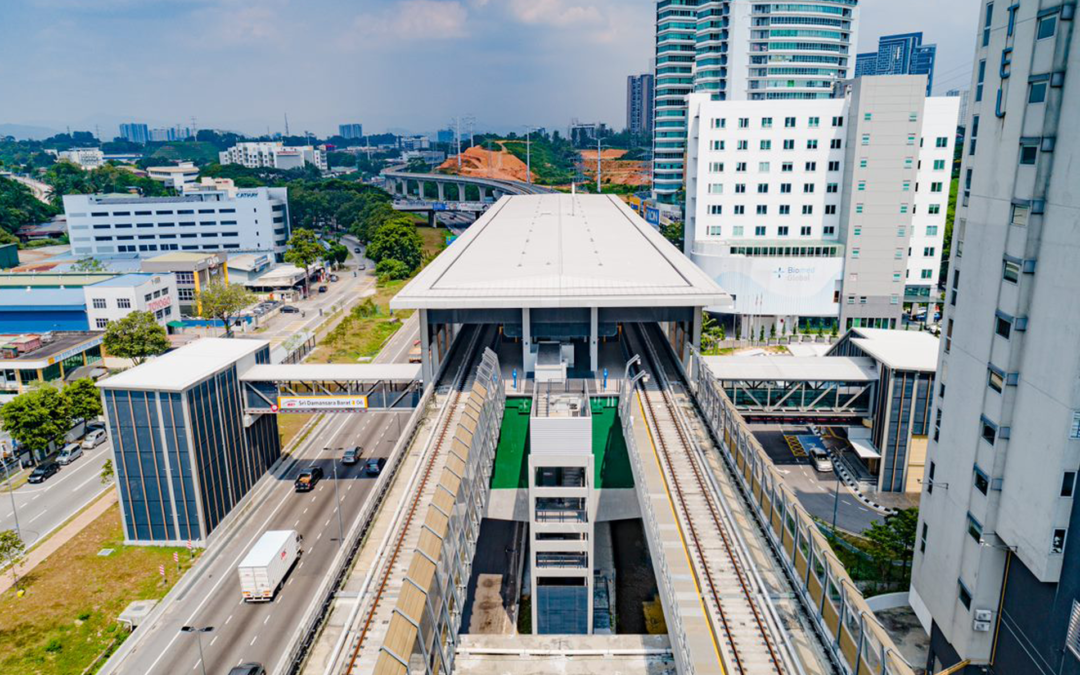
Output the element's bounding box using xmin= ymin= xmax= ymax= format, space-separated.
xmin=689 ymin=353 xmax=919 ymax=675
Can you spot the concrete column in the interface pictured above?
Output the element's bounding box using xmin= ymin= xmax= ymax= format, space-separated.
xmin=457 ymin=184 xmax=466 ymax=201
xmin=589 ymin=307 xmax=599 ymax=374
xmin=690 ymin=308 xmax=703 ymax=372
xmin=398 ymin=179 xmax=406 ymax=196
xmin=523 ymin=308 xmax=533 ymax=375
xmin=479 ymin=186 xmax=487 ymax=202
xmin=437 ymin=181 xmax=445 ymax=202
xmin=419 ymin=309 xmax=433 ymax=383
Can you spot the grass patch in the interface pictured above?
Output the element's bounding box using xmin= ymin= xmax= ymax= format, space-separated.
xmin=278 ymin=413 xmax=315 ymax=449
xmin=0 ymin=504 xmax=195 ymax=675
xmin=308 ymin=280 xmax=413 ymax=365
xmin=416 ymin=226 xmax=446 ymax=261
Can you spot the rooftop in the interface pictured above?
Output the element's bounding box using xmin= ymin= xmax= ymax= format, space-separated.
xmin=391 ymin=194 xmax=730 ymax=310
xmin=702 ymin=355 xmax=879 ymax=382
xmin=0 ymin=272 xmax=115 ymax=288
xmin=238 ymin=363 xmax=421 ymax=383
xmin=846 ymin=328 xmax=939 ymax=372
xmin=144 ymin=251 xmax=220 ymax=263
xmin=0 ymin=287 xmax=86 ymax=308
xmin=98 ymin=338 xmax=268 ymax=392
xmin=0 ymin=332 xmax=102 ymax=364
xmin=88 ymin=273 xmax=156 ymax=288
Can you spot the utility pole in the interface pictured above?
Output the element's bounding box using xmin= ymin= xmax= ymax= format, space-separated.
xmin=2 ymin=454 xmax=21 ymax=541
xmin=284 ymin=113 xmax=290 ymax=137
xmin=525 ymin=126 xmax=535 ymax=185
xmin=596 ymin=135 xmax=603 ymax=194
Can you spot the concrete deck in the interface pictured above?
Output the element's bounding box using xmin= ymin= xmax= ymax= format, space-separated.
xmin=455 ymin=635 xmax=676 ymax=675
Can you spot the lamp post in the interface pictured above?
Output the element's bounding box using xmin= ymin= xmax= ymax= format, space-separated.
xmin=596 ymin=136 xmax=604 ymax=194
xmin=325 ymin=448 xmax=344 ymax=546
xmin=525 ymin=126 xmax=536 ymax=185
xmin=2 ymin=449 xmax=22 ymax=540
xmin=180 ymin=625 xmax=214 ymax=675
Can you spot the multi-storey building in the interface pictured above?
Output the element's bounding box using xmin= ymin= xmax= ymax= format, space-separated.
xmin=338 ymin=123 xmax=363 ymax=139
xmin=219 ymin=142 xmax=327 ymax=172
xmin=946 ymin=88 xmax=971 ymax=124
xmin=119 ymin=123 xmax=149 ymax=145
xmin=855 ymin=32 xmax=937 ymax=95
xmin=685 ymin=75 xmax=956 ymax=335
xmin=652 ymin=0 xmax=861 ymax=203
xmin=83 ymin=273 xmax=179 ymax=330
xmin=64 ymin=186 xmax=290 ymax=258
xmin=910 ymin=3 xmax=1080 ymax=674
xmin=58 ymin=147 xmax=105 ymax=170
xmin=626 ymin=73 xmax=655 ymax=136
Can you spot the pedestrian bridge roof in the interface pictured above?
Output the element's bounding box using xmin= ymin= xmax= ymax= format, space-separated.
xmin=703 ymin=355 xmax=879 ymax=382
xmin=238 ymin=363 xmax=421 ymax=383
xmin=390 ymin=194 xmax=731 ymax=311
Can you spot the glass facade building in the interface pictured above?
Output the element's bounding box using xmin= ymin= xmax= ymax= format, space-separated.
xmin=855 ymin=32 xmax=937 ymax=95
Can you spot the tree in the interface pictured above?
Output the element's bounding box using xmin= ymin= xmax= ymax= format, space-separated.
xmin=63 ymin=378 xmax=103 ymax=426
xmin=70 ymin=257 xmax=109 ymax=273
xmin=0 ymin=530 xmax=26 ymax=592
xmin=100 ymin=458 xmax=114 ymax=485
xmin=863 ymin=508 xmax=919 ymax=586
xmin=0 ymin=386 xmax=69 ymax=463
xmin=366 ymin=219 xmax=423 ymax=273
xmin=329 ymin=242 xmax=349 ymax=268
xmin=103 ymin=311 xmax=169 ymax=365
xmin=283 ymin=228 xmax=324 ymax=298
xmin=196 ymin=281 xmax=255 ymax=338
xmin=375 ymin=259 xmax=411 ymax=282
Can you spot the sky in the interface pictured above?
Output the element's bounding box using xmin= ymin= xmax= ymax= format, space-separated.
xmin=0 ymin=0 xmax=981 ymax=139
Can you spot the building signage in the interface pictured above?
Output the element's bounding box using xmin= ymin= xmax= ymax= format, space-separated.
xmin=236 ymin=191 xmax=261 ymax=198
xmin=48 ymin=335 xmax=105 ymax=365
xmin=645 ymin=207 xmax=660 ymax=225
xmin=147 ymin=295 xmax=173 ymax=312
xmin=276 ymin=395 xmax=369 ymax=413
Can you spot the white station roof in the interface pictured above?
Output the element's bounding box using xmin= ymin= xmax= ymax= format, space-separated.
xmin=390 ymin=194 xmax=731 ymax=310
xmin=98 ymin=338 xmax=267 ymax=392
xmin=239 ymin=363 xmax=421 ymax=383
xmin=702 ymin=355 xmax=879 ymax=382
xmin=846 ymin=328 xmax=939 ymax=372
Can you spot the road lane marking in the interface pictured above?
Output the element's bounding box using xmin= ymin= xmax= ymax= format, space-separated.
xmin=294 ymin=519 xmax=300 ymax=528
xmin=264 ymin=614 xmax=271 ymax=625
xmin=29 ymin=509 xmax=47 ymax=523
xmin=250 ymin=635 xmax=258 ymax=647
xmin=210 ymin=635 xmax=218 ymax=647
xmin=193 ymin=660 xmax=202 ymax=671
xmin=226 ymin=614 xmax=233 ymax=624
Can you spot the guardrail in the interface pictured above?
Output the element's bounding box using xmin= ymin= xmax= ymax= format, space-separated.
xmin=688 ymin=352 xmax=920 ymax=675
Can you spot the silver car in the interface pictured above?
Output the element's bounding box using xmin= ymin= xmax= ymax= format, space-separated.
xmin=82 ymin=429 xmax=107 ymax=449
xmin=57 ymin=442 xmax=83 ymax=465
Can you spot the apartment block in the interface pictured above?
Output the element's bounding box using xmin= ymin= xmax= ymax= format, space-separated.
xmin=910 ymin=3 xmax=1080 ymax=674
xmin=685 ymin=75 xmax=956 ymax=334
xmin=653 ymin=0 xmax=861 ymax=203
xmin=855 ymin=32 xmax=937 ymax=95
xmin=626 ymin=73 xmax=655 ymax=136
xmin=219 ymin=142 xmax=327 ymax=172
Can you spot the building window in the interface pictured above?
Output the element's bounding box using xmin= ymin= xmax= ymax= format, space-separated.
xmin=782 ymin=162 xmax=793 ymax=172
xmin=945 ymin=319 xmax=954 ymax=353
xmin=756 ymin=205 xmax=768 ymax=215
xmin=982 ymin=2 xmax=994 ymax=47
xmin=933 ymin=159 xmax=946 ymax=170
xmin=712 ymin=118 xmax=726 ymax=129
xmin=931 ymin=182 xmax=944 ymax=192
xmin=825 ymin=205 xmax=836 ymax=215
xmin=1029 ymin=81 xmax=1048 ymax=103
xmin=967 ymin=513 xmax=983 ymax=542
xmin=735 ymin=183 xmax=746 ymax=193
xmin=861 ymin=134 xmax=870 ymax=146
xmin=758 ymin=183 xmax=769 ymax=193
xmin=982 ymin=418 xmax=998 ymax=445
xmin=800 ymin=226 xmax=811 ymax=236
xmin=807 ymin=139 xmax=818 ymax=150
xmin=1038 ymin=15 xmax=1057 ymax=40
xmin=784 ymin=116 xmax=796 ymax=128
xmin=858 ymin=181 xmax=866 ymax=191
xmin=737 ymin=140 xmax=749 ymax=151
xmin=802 ymin=205 xmax=813 ymax=215
xmin=830 ymin=139 xmax=842 ymax=150
xmin=734 ymin=205 xmax=745 ymax=215
xmin=760 ymin=140 xmax=772 ymax=150
xmin=927 ymin=225 xmax=939 ymax=236
xmin=809 ymin=117 xmax=820 ymax=128
xmin=178 ymin=288 xmax=195 ymax=301
xmin=935 ymin=136 xmax=949 ymax=148
xmin=761 ymin=117 xmax=772 ymax=128
xmin=1020 ymin=144 xmax=1039 ymax=165
xmin=996 ymin=316 xmax=1012 ymax=339
xmin=976 ymin=60 xmax=987 ymax=102
xmin=95 ymin=318 xmax=108 ymax=329
xmin=958 ymin=580 xmax=973 ymax=610
xmin=852 ymin=248 xmax=860 ymax=259
xmin=921 ymin=269 xmax=933 ymax=279
xmin=709 ymin=162 xmax=725 ymax=173
xmin=805 ymin=161 xmax=816 ymax=171
xmin=736 ymin=162 xmax=747 ymax=172
xmin=754 ymin=226 xmax=766 ymax=236
xmin=709 ymin=183 xmax=724 ymax=194
xmin=920 ymin=523 xmax=928 ymax=553
xmin=924 ymin=247 xmax=936 ymax=257
xmin=1003 ymin=260 xmax=1021 ymax=283
xmin=928 ymin=204 xmax=941 ymax=215
xmin=732 ymin=226 xmax=744 ymax=237
xmin=778 ymin=226 xmax=789 ymax=236
xmin=117 ymin=298 xmax=131 ymax=309
xmin=828 ymin=160 xmax=840 ymax=171
xmin=91 ymin=298 xmax=106 ymax=309
xmin=738 ymin=117 xmax=749 ymax=128
xmin=759 ymin=161 xmax=770 ymax=173
xmin=974 ymin=466 xmax=990 ymax=494
xmin=1052 ymin=528 xmax=1067 ymax=554
xmin=988 ymin=369 xmax=1004 ymax=393
xmin=803 ymin=183 xmax=815 ymax=193
xmin=1012 ymin=204 xmax=1030 ymax=227
xmin=707 ymin=225 xmax=723 ymax=236
xmin=783 ymin=139 xmax=795 ymax=150
xmin=708 ymin=205 xmax=723 ymax=215
xmin=780 ymin=205 xmax=791 ymax=215
xmin=781 ymin=183 xmax=792 ymax=193
xmin=1062 ymin=472 xmax=1076 ymax=498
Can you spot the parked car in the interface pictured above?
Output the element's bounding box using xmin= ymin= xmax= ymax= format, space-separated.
xmin=353 ymin=246 xmax=362 ymax=253
xmin=342 ymin=446 xmax=362 ymax=465
xmin=82 ymin=429 xmax=107 ymax=449
xmin=364 ymin=457 xmax=386 ymax=476
xmin=57 ymin=442 xmax=84 ymax=465
xmin=317 ymin=285 xmax=328 ymax=294
xmin=227 ymin=663 xmax=266 ymax=675
xmin=359 ymin=263 xmax=367 ymax=271
xmin=27 ymin=461 xmax=60 ymax=484
xmin=329 ymin=274 xmax=339 ymax=282
xmin=810 ymin=449 xmax=834 ymax=473
xmin=86 ymin=420 xmax=106 ymax=433
xmin=280 ymin=305 xmax=300 ymax=314
xmin=294 ymin=466 xmax=324 ymax=492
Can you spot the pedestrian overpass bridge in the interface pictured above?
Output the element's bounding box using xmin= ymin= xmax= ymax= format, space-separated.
xmin=240 ymin=363 xmax=422 ymax=414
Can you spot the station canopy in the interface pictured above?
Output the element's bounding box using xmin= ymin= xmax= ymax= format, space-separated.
xmin=390 ymin=194 xmax=731 ymax=311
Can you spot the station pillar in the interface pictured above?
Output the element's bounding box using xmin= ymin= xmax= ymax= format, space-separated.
xmin=589 ymin=307 xmax=599 ymax=374
xmin=522 ymin=307 xmax=533 ymax=375
xmin=437 ymin=182 xmax=446 ymax=202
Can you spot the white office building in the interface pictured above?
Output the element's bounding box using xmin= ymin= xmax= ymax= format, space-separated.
xmin=146 ymin=162 xmax=199 ymax=190
xmin=64 ymin=186 xmax=290 ymax=258
xmin=653 ymin=0 xmax=861 ymax=203
xmin=58 ymin=147 xmax=105 ymax=170
xmin=911 ymin=4 xmax=1080 ymax=674
xmin=219 ymin=142 xmax=327 ymax=172
xmin=83 ymin=273 xmax=180 ymax=330
xmin=685 ymin=75 xmax=957 ymax=335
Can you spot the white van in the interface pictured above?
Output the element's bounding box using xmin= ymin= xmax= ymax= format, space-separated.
xmin=57 ymin=442 xmax=83 ymax=465
xmin=82 ymin=429 xmax=107 ymax=449
xmin=810 ymin=449 xmax=834 ymax=473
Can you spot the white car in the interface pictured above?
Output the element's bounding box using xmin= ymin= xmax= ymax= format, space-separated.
xmin=82 ymin=429 xmax=107 ymax=449
xmin=810 ymin=449 xmax=834 ymax=473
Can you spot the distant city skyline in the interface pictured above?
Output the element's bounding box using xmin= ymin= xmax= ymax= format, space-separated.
xmin=0 ymin=0 xmax=980 ymax=140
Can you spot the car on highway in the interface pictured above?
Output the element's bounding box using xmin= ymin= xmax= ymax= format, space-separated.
xmin=342 ymin=446 xmax=362 ymax=465
xmin=27 ymin=461 xmax=60 ymax=484
xmin=227 ymin=663 xmax=266 ymax=675
xmin=408 ymin=340 xmax=422 ymax=363
xmin=82 ymin=429 xmax=107 ymax=449
xmin=364 ymin=457 xmax=386 ymax=476
xmin=810 ymin=449 xmax=834 ymax=473
xmin=294 ymin=466 xmax=324 ymax=492
xmin=280 ymin=305 xmax=300 ymax=314
xmin=57 ymin=442 xmax=83 ymax=465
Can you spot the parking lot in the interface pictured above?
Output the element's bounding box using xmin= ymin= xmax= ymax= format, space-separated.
xmin=749 ymin=423 xmax=883 ymax=533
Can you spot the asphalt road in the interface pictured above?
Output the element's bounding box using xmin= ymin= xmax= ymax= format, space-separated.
xmin=0 ymin=443 xmax=111 ymax=549
xmin=106 ymin=316 xmax=420 ymax=675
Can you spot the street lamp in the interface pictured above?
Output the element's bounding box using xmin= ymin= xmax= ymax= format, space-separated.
xmin=180 ymin=625 xmax=214 ymax=675
xmin=524 ymin=126 xmax=536 ymax=185
xmin=325 ymin=448 xmax=344 ymax=545
xmin=2 ymin=449 xmax=22 ymax=541
xmin=596 ymin=136 xmax=605 ymax=194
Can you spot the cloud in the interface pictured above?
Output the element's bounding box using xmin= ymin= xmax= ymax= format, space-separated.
xmin=506 ymin=0 xmax=603 ymax=27
xmin=348 ymin=0 xmax=469 ymax=44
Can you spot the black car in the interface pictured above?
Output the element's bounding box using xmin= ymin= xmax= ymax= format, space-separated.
xmin=342 ymin=446 xmax=362 ymax=465
xmin=280 ymin=305 xmax=300 ymax=314
xmin=227 ymin=664 xmax=265 ymax=675
xmin=294 ymin=466 xmax=324 ymax=492
xmin=317 ymin=285 xmax=328 ymax=293
xmin=353 ymin=246 xmax=361 ymax=253
xmin=27 ymin=462 xmax=60 ymax=484
xmin=364 ymin=457 xmax=386 ymax=476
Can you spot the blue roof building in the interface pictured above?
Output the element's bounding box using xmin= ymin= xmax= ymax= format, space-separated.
xmin=0 ymin=288 xmax=90 ymax=332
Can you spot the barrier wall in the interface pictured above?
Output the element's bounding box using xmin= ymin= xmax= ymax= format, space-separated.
xmin=689 ymin=353 xmax=919 ymax=675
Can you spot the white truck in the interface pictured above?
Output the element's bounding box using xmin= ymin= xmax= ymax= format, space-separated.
xmin=237 ymin=530 xmax=302 ymax=602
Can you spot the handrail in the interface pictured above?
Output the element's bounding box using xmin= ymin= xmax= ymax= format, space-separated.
xmin=933 ymin=660 xmax=971 ymax=675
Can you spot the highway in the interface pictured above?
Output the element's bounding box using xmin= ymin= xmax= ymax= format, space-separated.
xmin=102 ymin=315 xmax=420 ymax=675
xmin=0 ymin=444 xmax=110 ymax=549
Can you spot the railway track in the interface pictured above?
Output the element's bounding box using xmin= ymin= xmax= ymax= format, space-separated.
xmin=627 ymin=323 xmax=787 ymax=675
xmin=341 ymin=324 xmax=493 ymax=674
